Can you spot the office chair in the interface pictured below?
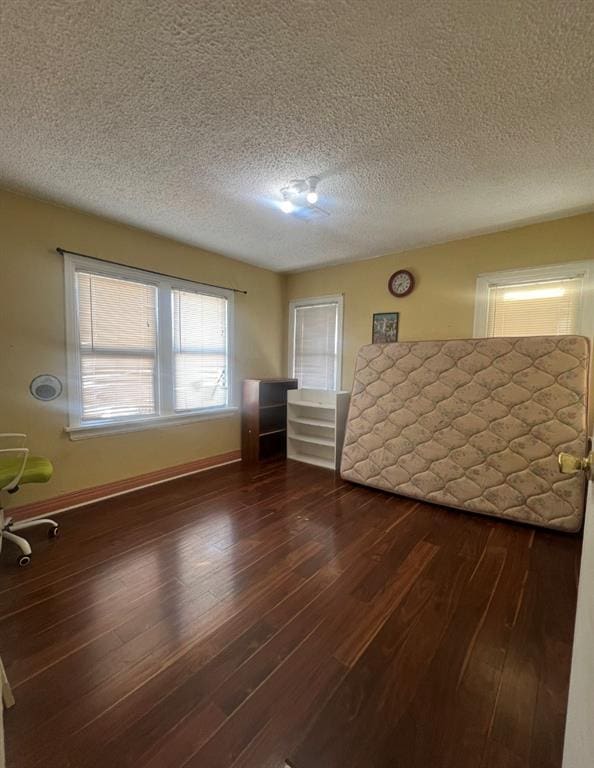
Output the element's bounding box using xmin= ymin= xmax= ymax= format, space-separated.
xmin=0 ymin=434 xmax=58 ymax=567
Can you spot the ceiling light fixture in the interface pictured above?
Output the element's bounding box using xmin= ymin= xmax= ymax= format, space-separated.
xmin=278 ymin=175 xmax=322 ymax=214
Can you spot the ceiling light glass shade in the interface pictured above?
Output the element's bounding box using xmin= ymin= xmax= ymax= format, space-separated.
xmin=280 ymin=199 xmax=295 ymax=214
xmin=306 ymin=191 xmax=318 ymax=204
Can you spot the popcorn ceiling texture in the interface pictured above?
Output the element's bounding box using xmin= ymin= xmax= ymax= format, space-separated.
xmin=1 ymin=1 xmax=593 ymax=271
xmin=341 ymin=336 xmax=589 ymax=531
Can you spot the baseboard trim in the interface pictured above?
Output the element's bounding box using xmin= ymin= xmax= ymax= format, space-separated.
xmin=10 ymin=450 xmax=242 ymax=522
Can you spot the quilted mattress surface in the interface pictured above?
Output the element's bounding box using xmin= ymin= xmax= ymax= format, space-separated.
xmin=340 ymin=336 xmax=589 ymax=531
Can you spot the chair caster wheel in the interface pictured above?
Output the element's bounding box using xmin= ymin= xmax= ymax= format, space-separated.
xmin=48 ymin=526 xmax=59 ymax=539
xmin=17 ymin=554 xmax=31 ymax=567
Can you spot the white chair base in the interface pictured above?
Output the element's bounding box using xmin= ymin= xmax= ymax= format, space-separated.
xmin=1 ymin=514 xmax=59 ymax=567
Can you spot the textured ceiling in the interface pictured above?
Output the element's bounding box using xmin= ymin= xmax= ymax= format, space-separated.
xmin=1 ymin=1 xmax=593 ymax=272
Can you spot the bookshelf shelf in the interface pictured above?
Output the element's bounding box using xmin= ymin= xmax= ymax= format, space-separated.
xmin=286 ymin=389 xmax=350 ymax=471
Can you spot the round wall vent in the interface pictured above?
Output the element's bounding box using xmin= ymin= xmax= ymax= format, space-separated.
xmin=30 ymin=374 xmax=63 ymax=401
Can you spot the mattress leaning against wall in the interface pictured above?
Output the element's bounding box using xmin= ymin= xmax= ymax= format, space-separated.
xmin=340 ymin=336 xmax=590 ymax=532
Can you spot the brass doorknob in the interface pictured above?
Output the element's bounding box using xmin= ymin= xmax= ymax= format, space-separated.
xmin=558 ymin=452 xmax=593 ymax=474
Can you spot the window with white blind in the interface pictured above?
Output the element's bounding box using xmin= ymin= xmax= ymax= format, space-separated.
xmin=474 ymin=262 xmax=594 ymax=339
xmin=77 ymin=272 xmax=158 ymax=421
xmin=289 ymin=295 xmax=343 ymax=390
xmin=65 ymin=254 xmax=234 ymax=435
xmin=172 ymin=289 xmax=228 ymax=411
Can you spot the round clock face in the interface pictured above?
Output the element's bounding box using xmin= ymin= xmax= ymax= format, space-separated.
xmin=388 ymin=270 xmax=415 ymax=297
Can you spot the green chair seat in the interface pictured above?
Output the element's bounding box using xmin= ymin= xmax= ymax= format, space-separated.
xmin=0 ymin=455 xmax=53 ymax=489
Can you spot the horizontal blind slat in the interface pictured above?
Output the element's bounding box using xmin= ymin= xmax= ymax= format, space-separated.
xmin=173 ymin=289 xmax=228 ymax=411
xmin=76 ymin=272 xmax=157 ymax=421
xmin=294 ymin=303 xmax=338 ymax=390
xmin=487 ymin=277 xmax=581 ymax=337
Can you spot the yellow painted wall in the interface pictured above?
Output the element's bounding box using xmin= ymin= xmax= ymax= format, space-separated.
xmin=0 ymin=189 xmax=284 ymax=503
xmin=2 ymin=189 xmax=592 ymax=508
xmin=286 ymin=213 xmax=594 ymax=390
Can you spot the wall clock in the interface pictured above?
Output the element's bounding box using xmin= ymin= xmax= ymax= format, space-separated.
xmin=388 ymin=269 xmax=415 ymax=297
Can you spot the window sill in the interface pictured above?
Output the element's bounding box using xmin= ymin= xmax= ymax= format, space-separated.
xmin=65 ymin=407 xmax=239 ymax=441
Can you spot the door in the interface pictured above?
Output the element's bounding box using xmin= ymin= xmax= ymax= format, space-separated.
xmin=562 ymin=453 xmax=594 ymax=767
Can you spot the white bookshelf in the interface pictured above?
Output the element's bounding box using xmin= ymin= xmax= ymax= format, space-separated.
xmin=287 ymin=389 xmax=350 ymax=471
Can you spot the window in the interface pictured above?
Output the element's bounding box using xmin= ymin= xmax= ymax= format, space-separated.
xmin=77 ymin=272 xmax=158 ymax=421
xmin=65 ymin=254 xmax=234 ymax=436
xmin=288 ymin=295 xmax=343 ymax=390
xmin=474 ymin=262 xmax=594 ymax=339
xmin=172 ymin=288 xmax=228 ymax=411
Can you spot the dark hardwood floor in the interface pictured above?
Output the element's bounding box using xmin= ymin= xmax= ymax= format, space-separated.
xmin=0 ymin=459 xmax=581 ymax=768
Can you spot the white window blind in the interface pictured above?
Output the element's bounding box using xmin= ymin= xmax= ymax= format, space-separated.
xmin=173 ymin=289 xmax=228 ymax=411
xmin=291 ymin=299 xmax=341 ymax=389
xmin=76 ymin=272 xmax=157 ymax=421
xmin=486 ymin=277 xmax=581 ymax=337
xmin=66 ymin=254 xmax=234 ymax=432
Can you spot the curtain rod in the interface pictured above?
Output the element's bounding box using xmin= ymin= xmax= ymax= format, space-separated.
xmin=55 ymin=247 xmax=248 ymax=295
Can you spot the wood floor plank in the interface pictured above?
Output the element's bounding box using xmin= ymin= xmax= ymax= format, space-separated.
xmin=487 ymin=530 xmax=579 ymax=768
xmin=12 ymin=564 xmax=307 ymax=766
xmin=73 ymin=509 xmax=390 ymax=768
xmin=0 ymin=459 xmax=581 ymax=768
xmin=289 ymin=544 xmax=477 ymax=767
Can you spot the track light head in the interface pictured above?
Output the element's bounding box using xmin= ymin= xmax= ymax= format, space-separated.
xmin=278 ymin=176 xmax=323 ymax=215
xmin=306 ymin=176 xmax=320 ymax=205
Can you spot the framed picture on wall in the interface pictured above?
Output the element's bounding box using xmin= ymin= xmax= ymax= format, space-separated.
xmin=372 ymin=312 xmax=399 ymax=344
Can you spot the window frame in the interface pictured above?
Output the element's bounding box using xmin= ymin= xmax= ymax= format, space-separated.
xmin=288 ymin=294 xmax=344 ymax=391
xmin=473 ymin=261 xmax=594 ymax=339
xmin=64 ymin=254 xmax=235 ymax=439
